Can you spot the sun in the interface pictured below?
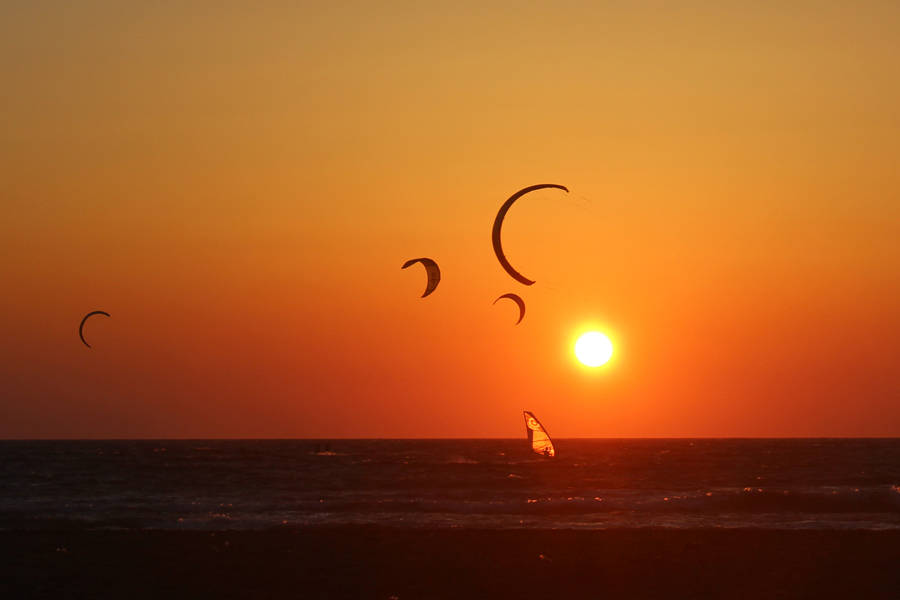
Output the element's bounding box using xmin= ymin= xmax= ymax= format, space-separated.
xmin=574 ymin=331 xmax=614 ymax=367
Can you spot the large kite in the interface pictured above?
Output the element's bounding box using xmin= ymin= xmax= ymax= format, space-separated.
xmin=492 ymin=184 xmax=569 ymax=286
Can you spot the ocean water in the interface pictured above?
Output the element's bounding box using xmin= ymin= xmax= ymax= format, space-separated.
xmin=1 ymin=439 xmax=898 ymax=531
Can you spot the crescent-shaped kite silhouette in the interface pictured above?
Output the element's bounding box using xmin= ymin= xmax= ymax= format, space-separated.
xmin=401 ymin=258 xmax=441 ymax=297
xmin=79 ymin=310 xmax=110 ymax=349
xmin=493 ymin=293 xmax=526 ymax=325
xmin=492 ymin=183 xmax=569 ymax=286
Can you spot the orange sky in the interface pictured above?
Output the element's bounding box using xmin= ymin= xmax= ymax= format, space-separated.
xmin=1 ymin=1 xmax=898 ymax=438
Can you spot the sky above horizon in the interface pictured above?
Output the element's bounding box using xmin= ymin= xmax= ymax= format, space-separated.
xmin=2 ymin=1 xmax=898 ymax=438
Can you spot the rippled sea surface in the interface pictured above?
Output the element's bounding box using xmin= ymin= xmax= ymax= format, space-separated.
xmin=1 ymin=439 xmax=898 ymax=530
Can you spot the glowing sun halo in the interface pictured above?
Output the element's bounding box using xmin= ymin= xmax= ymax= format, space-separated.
xmin=574 ymin=331 xmax=613 ymax=367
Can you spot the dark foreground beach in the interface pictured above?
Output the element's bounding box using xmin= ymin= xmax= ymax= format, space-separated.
xmin=3 ymin=528 xmax=899 ymax=599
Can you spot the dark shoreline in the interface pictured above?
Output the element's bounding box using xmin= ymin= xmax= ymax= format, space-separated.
xmin=3 ymin=528 xmax=899 ymax=599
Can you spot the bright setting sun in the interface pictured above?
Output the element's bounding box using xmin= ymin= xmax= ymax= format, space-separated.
xmin=574 ymin=331 xmax=614 ymax=367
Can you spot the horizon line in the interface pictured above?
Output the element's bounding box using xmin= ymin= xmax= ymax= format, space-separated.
xmin=1 ymin=435 xmax=898 ymax=441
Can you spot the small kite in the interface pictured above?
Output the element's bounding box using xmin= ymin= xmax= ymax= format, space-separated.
xmin=401 ymin=258 xmax=441 ymax=297
xmin=79 ymin=310 xmax=110 ymax=349
xmin=493 ymin=293 xmax=525 ymax=325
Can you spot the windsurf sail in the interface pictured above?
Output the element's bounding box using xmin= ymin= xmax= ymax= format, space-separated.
xmin=523 ymin=410 xmax=556 ymax=457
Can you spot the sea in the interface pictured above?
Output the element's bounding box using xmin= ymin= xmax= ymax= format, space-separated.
xmin=1 ymin=439 xmax=898 ymax=531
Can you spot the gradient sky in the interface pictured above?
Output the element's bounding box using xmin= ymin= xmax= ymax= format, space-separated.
xmin=2 ymin=1 xmax=898 ymax=438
